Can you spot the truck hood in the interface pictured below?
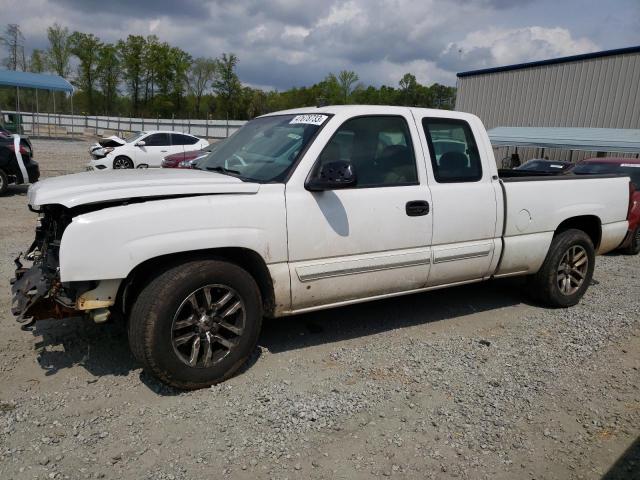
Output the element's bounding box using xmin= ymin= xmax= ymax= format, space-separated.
xmin=28 ymin=169 xmax=260 ymax=208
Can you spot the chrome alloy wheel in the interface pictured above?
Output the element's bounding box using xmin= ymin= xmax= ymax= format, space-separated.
xmin=171 ymin=285 xmax=246 ymax=368
xmin=113 ymin=157 xmax=132 ymax=169
xmin=557 ymin=245 xmax=589 ymax=295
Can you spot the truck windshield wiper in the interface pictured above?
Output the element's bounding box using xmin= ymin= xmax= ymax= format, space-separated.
xmin=205 ymin=166 xmax=241 ymax=175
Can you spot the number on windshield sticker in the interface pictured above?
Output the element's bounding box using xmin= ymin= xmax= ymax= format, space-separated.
xmin=289 ymin=114 xmax=328 ymax=125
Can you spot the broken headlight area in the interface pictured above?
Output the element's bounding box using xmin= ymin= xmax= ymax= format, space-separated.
xmin=10 ymin=206 xmax=95 ymax=323
xmin=89 ymin=146 xmax=114 ymax=159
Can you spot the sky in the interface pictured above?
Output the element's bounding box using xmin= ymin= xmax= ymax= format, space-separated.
xmin=1 ymin=0 xmax=638 ymax=90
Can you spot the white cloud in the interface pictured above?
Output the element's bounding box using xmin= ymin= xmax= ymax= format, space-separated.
xmin=0 ymin=0 xmax=620 ymax=90
xmin=316 ymin=1 xmax=361 ymax=28
xmin=443 ymin=26 xmax=599 ymax=71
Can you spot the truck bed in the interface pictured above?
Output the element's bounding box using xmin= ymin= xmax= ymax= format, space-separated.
xmin=494 ymin=174 xmax=631 ymax=277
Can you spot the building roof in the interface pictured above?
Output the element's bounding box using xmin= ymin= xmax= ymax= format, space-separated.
xmin=487 ymin=127 xmax=640 ymax=153
xmin=0 ymin=69 xmax=73 ymax=92
xmin=457 ymin=45 xmax=640 ymax=78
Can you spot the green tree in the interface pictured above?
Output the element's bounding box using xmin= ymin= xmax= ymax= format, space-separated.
xmin=29 ymin=49 xmax=46 ymax=73
xmin=1 ymin=24 xmax=26 ymax=71
xmin=170 ymin=47 xmax=192 ymax=115
xmin=118 ymin=35 xmax=146 ymax=115
xmin=188 ymin=57 xmax=217 ymax=116
xmin=150 ymin=41 xmax=175 ymax=114
xmin=430 ymin=83 xmax=456 ymax=109
xmin=142 ymin=35 xmax=161 ymax=107
xmin=213 ymin=53 xmax=242 ymax=119
xmin=69 ymin=31 xmax=103 ymax=114
xmin=398 ymin=73 xmax=417 ymax=105
xmin=46 ymin=23 xmax=71 ymax=77
xmin=97 ymin=44 xmax=120 ymax=114
xmin=337 ymin=70 xmax=359 ymax=103
xmin=318 ymin=73 xmax=342 ymax=104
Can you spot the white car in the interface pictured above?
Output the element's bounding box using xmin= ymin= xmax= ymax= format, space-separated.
xmin=87 ymin=131 xmax=209 ymax=170
xmin=12 ymin=106 xmax=632 ymax=389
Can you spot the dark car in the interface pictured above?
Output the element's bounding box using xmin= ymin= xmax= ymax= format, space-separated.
xmin=572 ymin=157 xmax=640 ymax=254
xmin=0 ymin=130 xmax=38 ymax=194
xmin=515 ymin=159 xmax=574 ymax=174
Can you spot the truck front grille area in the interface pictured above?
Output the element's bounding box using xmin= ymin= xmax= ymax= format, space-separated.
xmin=11 ymin=206 xmax=74 ymax=323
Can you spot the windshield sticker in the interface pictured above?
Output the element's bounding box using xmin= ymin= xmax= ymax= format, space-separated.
xmin=621 ymin=163 xmax=640 ymax=168
xmin=290 ymin=114 xmax=328 ymax=125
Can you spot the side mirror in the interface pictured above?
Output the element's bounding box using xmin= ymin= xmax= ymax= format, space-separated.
xmin=135 ymin=140 xmax=146 ymax=147
xmin=306 ymin=161 xmax=357 ymax=191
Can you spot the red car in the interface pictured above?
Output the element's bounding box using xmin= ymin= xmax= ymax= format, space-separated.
xmin=162 ymin=143 xmax=217 ymax=169
xmin=573 ymin=157 xmax=640 ymax=254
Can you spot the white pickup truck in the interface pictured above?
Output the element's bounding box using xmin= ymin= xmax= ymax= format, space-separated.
xmin=11 ymin=106 xmax=632 ymax=389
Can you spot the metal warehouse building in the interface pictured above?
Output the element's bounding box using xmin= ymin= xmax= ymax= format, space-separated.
xmin=455 ymin=46 xmax=640 ymax=163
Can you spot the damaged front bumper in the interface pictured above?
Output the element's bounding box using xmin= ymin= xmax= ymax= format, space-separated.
xmin=11 ymin=206 xmax=122 ymax=325
xmin=10 ymin=253 xmax=76 ymax=323
xmin=11 ymin=251 xmax=73 ymax=323
xmin=11 ymin=254 xmax=121 ymax=324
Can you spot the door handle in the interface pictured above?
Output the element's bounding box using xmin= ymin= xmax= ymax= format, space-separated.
xmin=406 ymin=200 xmax=430 ymax=216
xmin=160 ymin=150 xmax=168 ymax=152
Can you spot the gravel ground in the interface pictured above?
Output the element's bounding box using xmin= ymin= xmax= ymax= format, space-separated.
xmin=30 ymin=138 xmax=92 ymax=177
xmin=0 ymin=148 xmax=639 ymax=479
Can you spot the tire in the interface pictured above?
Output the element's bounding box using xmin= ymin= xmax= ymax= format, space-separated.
xmin=128 ymin=259 xmax=263 ymax=390
xmin=0 ymin=169 xmax=7 ymax=195
xmin=528 ymin=229 xmax=595 ymax=308
xmin=113 ymin=156 xmax=134 ymax=169
xmin=620 ymin=226 xmax=640 ymax=255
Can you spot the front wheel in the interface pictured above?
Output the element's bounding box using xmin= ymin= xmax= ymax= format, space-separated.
xmin=113 ymin=156 xmax=134 ymax=169
xmin=528 ymin=229 xmax=595 ymax=308
xmin=128 ymin=259 xmax=263 ymax=389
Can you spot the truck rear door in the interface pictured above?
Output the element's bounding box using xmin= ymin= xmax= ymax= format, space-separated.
xmin=412 ymin=113 xmax=502 ymax=286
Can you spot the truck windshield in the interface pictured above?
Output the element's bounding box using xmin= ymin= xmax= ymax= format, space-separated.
xmin=196 ymin=114 xmax=327 ymax=182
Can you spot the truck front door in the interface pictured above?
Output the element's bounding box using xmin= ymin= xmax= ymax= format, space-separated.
xmin=285 ymin=113 xmax=433 ymax=312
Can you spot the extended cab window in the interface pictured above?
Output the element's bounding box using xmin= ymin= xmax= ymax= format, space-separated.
xmin=422 ymin=119 xmax=482 ymax=183
xmin=314 ymin=116 xmax=418 ymax=188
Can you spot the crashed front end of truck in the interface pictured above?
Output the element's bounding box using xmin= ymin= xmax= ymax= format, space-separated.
xmin=11 ymin=205 xmax=113 ymax=327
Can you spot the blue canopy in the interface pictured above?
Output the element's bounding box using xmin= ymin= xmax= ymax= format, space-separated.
xmin=0 ymin=69 xmax=73 ymax=92
xmin=488 ymin=127 xmax=640 ymax=153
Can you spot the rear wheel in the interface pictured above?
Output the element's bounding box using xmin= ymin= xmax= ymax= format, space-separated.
xmin=528 ymin=229 xmax=595 ymax=307
xmin=128 ymin=259 xmax=263 ymax=389
xmin=621 ymin=226 xmax=640 ymax=255
xmin=0 ymin=169 xmax=7 ymax=195
xmin=113 ymin=156 xmax=133 ymax=169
